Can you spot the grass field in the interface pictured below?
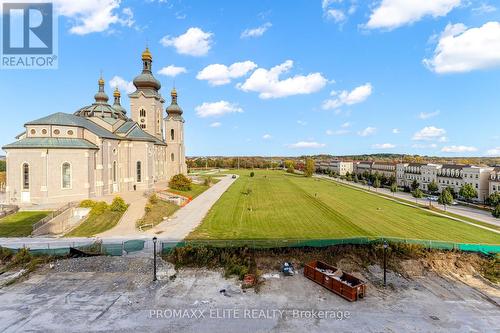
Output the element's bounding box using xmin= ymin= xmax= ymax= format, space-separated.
xmin=137 ymin=200 xmax=179 ymax=230
xmin=0 ymin=211 xmax=51 ymax=237
xmin=189 ymin=170 xmax=500 ymax=244
xmin=65 ymin=210 xmax=125 ymax=237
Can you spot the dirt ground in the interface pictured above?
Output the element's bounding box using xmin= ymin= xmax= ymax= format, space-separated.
xmin=0 ymin=253 xmax=499 ymax=333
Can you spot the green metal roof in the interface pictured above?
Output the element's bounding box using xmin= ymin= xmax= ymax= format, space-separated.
xmin=2 ymin=138 xmax=99 ymax=150
xmin=115 ymin=120 xmax=136 ymax=134
xmin=26 ymin=112 xmax=120 ymax=139
xmin=125 ymin=126 xmax=166 ymax=146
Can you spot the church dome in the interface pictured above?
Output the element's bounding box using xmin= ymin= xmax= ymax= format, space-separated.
xmin=132 ymin=47 xmax=161 ymax=91
xmin=112 ymin=88 xmax=127 ymax=115
xmin=166 ymin=88 xmax=183 ymax=116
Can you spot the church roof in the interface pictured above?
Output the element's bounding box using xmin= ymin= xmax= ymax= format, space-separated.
xmin=3 ymin=137 xmax=99 ymax=150
xmin=26 ymin=112 xmax=120 ymax=139
xmin=125 ymin=126 xmax=166 ymax=145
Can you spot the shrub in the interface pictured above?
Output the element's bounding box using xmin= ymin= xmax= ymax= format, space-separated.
xmin=79 ymin=199 xmax=97 ymax=208
xmin=250 ymin=172 xmax=255 ymax=177
xmin=90 ymin=201 xmax=108 ymax=216
xmin=110 ymin=196 xmax=128 ymax=213
xmin=204 ymin=176 xmax=213 ymax=186
xmin=149 ymin=193 xmax=159 ymax=205
xmin=412 ymin=189 xmax=424 ymax=199
xmin=169 ymin=174 xmax=192 ymax=191
xmin=145 ymin=203 xmax=153 ymax=214
xmin=493 ymin=204 xmax=500 ymax=219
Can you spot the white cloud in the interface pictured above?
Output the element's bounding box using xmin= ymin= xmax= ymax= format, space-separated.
xmin=262 ymin=134 xmax=272 ymax=140
xmin=372 ymin=143 xmax=396 ymax=149
xmin=237 ymin=60 xmax=327 ymax=99
xmin=412 ymin=143 xmax=438 ymax=149
xmin=365 ymin=0 xmax=460 ymax=30
xmin=209 ymin=122 xmax=222 ymax=128
xmin=341 ymin=122 xmax=351 ymax=128
xmin=472 ymin=4 xmax=497 ymax=14
xmin=53 ymin=0 xmax=135 ymax=35
xmin=486 ymin=147 xmax=500 ymax=156
xmin=241 ymin=22 xmax=272 ymax=38
xmin=326 ymin=9 xmax=346 ymax=23
xmin=358 ymin=127 xmax=377 ymax=137
xmin=297 ymin=120 xmax=308 ymax=126
xmin=423 ymin=22 xmax=500 ymax=73
xmin=288 ymin=141 xmax=326 ymax=149
xmin=392 ymin=128 xmax=400 ymax=134
xmin=441 ymin=145 xmax=478 ymax=153
xmin=326 ymin=129 xmax=350 ymax=135
xmin=157 ymin=65 xmax=187 ymax=77
xmin=195 ymin=101 xmax=243 ymax=118
xmin=197 ymin=61 xmax=257 ymax=86
xmin=418 ymin=110 xmax=440 ymax=119
xmin=160 ymin=27 xmax=213 ymax=56
xmin=412 ymin=126 xmax=447 ymax=141
xmin=322 ymin=83 xmax=372 ymax=110
xmin=109 ymin=76 xmax=135 ymax=94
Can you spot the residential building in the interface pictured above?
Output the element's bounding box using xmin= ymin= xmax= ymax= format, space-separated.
xmin=354 ymin=161 xmax=374 ymax=175
xmin=371 ymin=162 xmax=397 ymax=179
xmin=489 ymin=167 xmax=500 ymax=195
xmin=461 ymin=165 xmax=493 ymax=202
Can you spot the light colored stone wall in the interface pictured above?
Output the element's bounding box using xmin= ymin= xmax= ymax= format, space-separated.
xmin=130 ymin=94 xmax=164 ymax=140
xmin=164 ymin=117 xmax=187 ymax=179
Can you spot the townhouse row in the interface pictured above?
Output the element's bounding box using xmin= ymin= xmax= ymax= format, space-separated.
xmin=316 ymin=160 xmax=500 ymax=202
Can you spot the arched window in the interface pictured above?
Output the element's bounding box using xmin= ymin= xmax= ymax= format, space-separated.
xmin=62 ymin=163 xmax=71 ymax=189
xmin=171 ymin=153 xmax=174 ymax=162
xmin=22 ymin=163 xmax=29 ymax=190
xmin=112 ymin=161 xmax=117 ymax=183
xmin=170 ymin=129 xmax=175 ymax=141
xmin=136 ymin=161 xmax=142 ymax=182
xmin=140 ymin=109 xmax=146 ymax=117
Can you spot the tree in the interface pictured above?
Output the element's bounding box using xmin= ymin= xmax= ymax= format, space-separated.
xmin=427 ymin=181 xmax=439 ymax=194
xmin=459 ymin=183 xmax=477 ymax=202
xmin=486 ymin=192 xmax=500 ymax=207
xmin=412 ymin=189 xmax=424 ymax=199
xmin=390 ymin=183 xmax=398 ymax=195
xmin=493 ymin=204 xmax=500 ymax=218
xmin=250 ymin=172 xmax=255 ymax=177
xmin=373 ymin=178 xmax=381 ymax=190
xmin=0 ymin=160 xmax=5 ymax=172
xmin=304 ymin=158 xmax=315 ymax=177
xmin=447 ymin=186 xmax=457 ymax=199
xmin=438 ymin=188 xmax=454 ymax=211
xmin=353 ymin=174 xmax=359 ymax=183
xmin=411 ymin=180 xmax=420 ymax=191
xmin=169 ymin=174 xmax=192 ymax=191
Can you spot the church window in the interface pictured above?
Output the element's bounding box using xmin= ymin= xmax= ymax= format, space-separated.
xmin=170 ymin=129 xmax=174 ymax=140
xmin=30 ymin=129 xmax=36 ymax=135
xmin=22 ymin=163 xmax=29 ymax=190
xmin=112 ymin=161 xmax=117 ymax=182
xmin=136 ymin=161 xmax=142 ymax=182
xmin=54 ymin=129 xmax=60 ymax=135
xmin=67 ymin=130 xmax=74 ymax=135
xmin=62 ymin=163 xmax=71 ymax=189
xmin=140 ymin=109 xmax=146 ymax=117
xmin=41 ymin=129 xmax=47 ymax=135
xmin=171 ymin=153 xmax=174 ymax=162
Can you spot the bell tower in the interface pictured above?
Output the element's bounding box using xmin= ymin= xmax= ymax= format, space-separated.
xmin=165 ymin=88 xmax=187 ymax=177
xmin=129 ymin=47 xmax=164 ymax=139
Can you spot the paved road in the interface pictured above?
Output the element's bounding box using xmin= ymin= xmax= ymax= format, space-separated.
xmin=317 ymin=175 xmax=500 ymax=229
xmin=147 ymin=174 xmax=237 ymax=239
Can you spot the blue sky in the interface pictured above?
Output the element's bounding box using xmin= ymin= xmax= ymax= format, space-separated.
xmin=1 ymin=0 xmax=500 ymax=157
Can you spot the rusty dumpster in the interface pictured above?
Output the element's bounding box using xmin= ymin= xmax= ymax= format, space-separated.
xmin=303 ymin=260 xmax=366 ymax=302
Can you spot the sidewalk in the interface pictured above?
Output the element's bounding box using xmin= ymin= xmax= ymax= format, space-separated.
xmin=147 ymin=174 xmax=237 ymax=239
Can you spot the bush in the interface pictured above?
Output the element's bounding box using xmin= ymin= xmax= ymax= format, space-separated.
xmin=110 ymin=196 xmax=128 ymax=213
xmin=145 ymin=203 xmax=153 ymax=214
xmin=204 ymin=176 xmax=213 ymax=186
xmin=149 ymin=193 xmax=159 ymax=205
xmin=90 ymin=201 xmax=108 ymax=216
xmin=493 ymin=204 xmax=500 ymax=218
xmin=169 ymin=174 xmax=192 ymax=191
xmin=412 ymin=189 xmax=424 ymax=199
xmin=79 ymin=199 xmax=97 ymax=208
xmin=250 ymin=172 xmax=255 ymax=177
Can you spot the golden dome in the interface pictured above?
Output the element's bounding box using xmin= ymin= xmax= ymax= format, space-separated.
xmin=171 ymin=87 xmax=177 ymax=97
xmin=113 ymin=87 xmax=120 ymax=97
xmin=142 ymin=47 xmax=152 ymax=61
xmin=98 ymin=76 xmax=105 ymax=86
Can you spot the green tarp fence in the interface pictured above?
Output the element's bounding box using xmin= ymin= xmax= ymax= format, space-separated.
xmin=161 ymin=237 xmax=500 ymax=255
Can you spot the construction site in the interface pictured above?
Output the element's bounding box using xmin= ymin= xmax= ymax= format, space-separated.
xmin=0 ymin=243 xmax=498 ymax=332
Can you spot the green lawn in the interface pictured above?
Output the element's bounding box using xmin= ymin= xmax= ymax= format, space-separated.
xmin=137 ymin=200 xmax=179 ymax=229
xmin=65 ymin=210 xmax=124 ymax=237
xmin=0 ymin=211 xmax=51 ymax=237
xmin=189 ymin=170 xmax=500 ymax=244
xmin=168 ymin=183 xmax=211 ymax=199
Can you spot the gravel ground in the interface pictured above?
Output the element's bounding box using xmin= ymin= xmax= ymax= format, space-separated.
xmin=0 ymin=255 xmax=499 ymax=333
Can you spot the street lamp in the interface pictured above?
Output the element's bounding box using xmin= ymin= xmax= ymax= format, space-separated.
xmin=153 ymin=236 xmax=157 ymax=282
xmin=383 ymin=241 xmax=388 ymax=287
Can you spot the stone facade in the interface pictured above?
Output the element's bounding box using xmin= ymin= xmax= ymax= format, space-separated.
xmin=3 ymin=48 xmax=186 ymax=205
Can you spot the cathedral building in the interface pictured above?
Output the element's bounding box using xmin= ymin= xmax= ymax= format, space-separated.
xmin=2 ymin=48 xmax=187 ymax=204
